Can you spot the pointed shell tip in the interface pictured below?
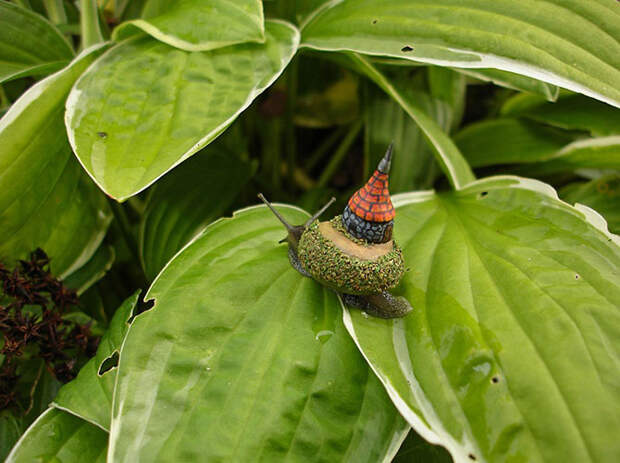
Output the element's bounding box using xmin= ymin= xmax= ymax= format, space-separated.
xmin=378 ymin=144 xmax=393 ymax=173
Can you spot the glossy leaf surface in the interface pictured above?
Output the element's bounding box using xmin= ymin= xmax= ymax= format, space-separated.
xmin=110 ymin=205 xmax=408 ymax=462
xmin=139 ymin=149 xmax=255 ymax=281
xmin=6 ymin=408 xmax=107 ymax=463
xmin=302 ymin=0 xmax=620 ymax=107
xmin=67 ymin=21 xmax=299 ymax=201
xmin=53 ymin=291 xmax=140 ymax=431
xmin=345 ymin=177 xmax=620 ymax=462
xmin=113 ymin=0 xmax=265 ymax=51
xmin=0 ymin=45 xmax=112 ymax=277
xmin=457 ymin=68 xmax=559 ymax=101
xmin=0 ymin=1 xmax=73 ymax=83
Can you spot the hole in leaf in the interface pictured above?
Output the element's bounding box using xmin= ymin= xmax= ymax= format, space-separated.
xmin=97 ymin=131 xmax=107 ymax=139
xmin=468 ymin=454 xmax=477 ymax=461
xmin=98 ymin=351 xmax=119 ymax=376
xmin=478 ymin=191 xmax=488 ymax=199
xmin=491 ymin=376 xmax=499 ymax=384
xmin=575 ymin=274 xmax=580 ymax=280
xmin=401 ymin=45 xmax=413 ymax=52
xmin=128 ymin=296 xmax=155 ymax=324
xmin=372 ymin=19 xmax=378 ymax=24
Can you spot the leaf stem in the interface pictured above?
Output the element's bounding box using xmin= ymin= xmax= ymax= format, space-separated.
xmin=114 ymin=0 xmax=130 ymax=19
xmin=80 ymin=0 xmax=104 ymax=49
xmin=317 ymin=119 xmax=363 ymax=188
xmin=349 ymin=53 xmax=475 ymax=190
xmin=43 ymin=0 xmax=67 ymax=25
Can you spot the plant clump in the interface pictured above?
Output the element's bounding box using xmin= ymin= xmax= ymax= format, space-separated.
xmin=0 ymin=249 xmax=98 ymax=411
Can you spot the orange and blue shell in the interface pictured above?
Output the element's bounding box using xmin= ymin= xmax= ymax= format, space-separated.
xmin=342 ymin=145 xmax=395 ymax=244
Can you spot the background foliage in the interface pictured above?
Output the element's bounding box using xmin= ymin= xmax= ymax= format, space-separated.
xmin=1 ymin=0 xmax=618 ymax=462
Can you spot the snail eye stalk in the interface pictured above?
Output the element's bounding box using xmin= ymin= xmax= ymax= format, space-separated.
xmin=304 ymin=197 xmax=336 ymax=228
xmin=257 ymin=193 xmax=295 ymax=232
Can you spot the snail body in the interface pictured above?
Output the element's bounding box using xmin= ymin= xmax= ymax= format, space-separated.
xmin=259 ymin=145 xmax=412 ymax=319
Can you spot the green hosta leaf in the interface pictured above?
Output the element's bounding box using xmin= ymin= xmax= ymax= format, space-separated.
xmin=113 ymin=0 xmax=265 ymax=51
xmin=6 ymin=409 xmax=107 ymax=463
xmin=502 ymin=93 xmax=620 ymax=137
xmin=352 ymin=56 xmax=559 ymax=101
xmin=64 ymin=245 xmax=115 ymax=295
xmin=352 ymin=54 xmax=475 ymax=190
xmin=66 ymin=20 xmax=299 ymax=201
xmin=560 ymin=175 xmax=620 ymax=235
xmin=454 ymin=118 xmax=574 ymax=167
xmin=110 ymin=205 xmax=408 ymax=462
xmin=344 ymin=177 xmax=620 ymax=463
xmin=53 ymin=291 xmax=140 ymax=431
xmin=515 ymin=137 xmax=620 ymax=176
xmin=0 ymin=1 xmax=73 ymax=83
xmin=301 ymin=0 xmax=620 ymax=108
xmin=456 ymin=68 xmax=559 ymax=101
xmin=139 ymin=149 xmax=255 ymax=281
xmin=0 ymin=45 xmax=112 ymax=277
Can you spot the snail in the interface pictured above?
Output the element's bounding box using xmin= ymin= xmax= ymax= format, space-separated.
xmin=258 ymin=144 xmax=412 ymax=319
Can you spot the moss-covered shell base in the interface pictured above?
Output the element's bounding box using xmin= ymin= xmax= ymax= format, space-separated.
xmin=297 ymin=220 xmax=405 ymax=295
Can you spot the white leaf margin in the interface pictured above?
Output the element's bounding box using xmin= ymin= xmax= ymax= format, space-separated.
xmin=342 ymin=175 xmax=620 ymax=463
xmin=5 ymin=408 xmax=57 ymax=463
xmin=65 ymin=20 xmax=300 ymax=202
xmin=300 ymin=0 xmax=620 ymax=109
xmin=110 ymin=202 xmax=409 ymax=463
xmin=112 ymin=0 xmax=266 ymax=52
xmin=0 ymin=43 xmax=112 ymax=278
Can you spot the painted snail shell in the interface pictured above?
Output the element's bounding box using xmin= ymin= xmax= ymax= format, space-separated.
xmin=259 ymin=144 xmax=412 ymax=319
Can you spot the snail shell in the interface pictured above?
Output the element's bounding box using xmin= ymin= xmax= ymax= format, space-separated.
xmin=259 ymin=144 xmax=412 ymax=318
xmin=297 ymin=145 xmax=405 ymax=295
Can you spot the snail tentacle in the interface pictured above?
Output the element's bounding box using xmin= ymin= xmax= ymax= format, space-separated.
xmin=257 ymin=193 xmax=295 ymax=232
xmin=304 ymin=196 xmax=336 ymax=227
xmin=260 ymin=143 xmax=413 ymax=319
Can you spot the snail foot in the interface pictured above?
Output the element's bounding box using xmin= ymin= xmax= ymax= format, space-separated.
xmin=288 ymin=247 xmax=311 ymax=278
xmin=341 ymin=292 xmax=412 ymax=319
